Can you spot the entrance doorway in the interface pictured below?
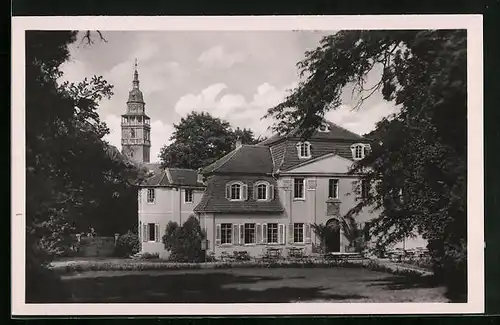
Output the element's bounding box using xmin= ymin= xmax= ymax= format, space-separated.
xmin=325 ymin=218 xmax=341 ymax=253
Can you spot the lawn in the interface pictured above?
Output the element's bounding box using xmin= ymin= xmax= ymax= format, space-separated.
xmin=60 ymin=267 xmax=449 ymax=303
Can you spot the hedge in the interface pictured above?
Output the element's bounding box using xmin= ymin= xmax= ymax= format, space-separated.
xmin=54 ymin=258 xmax=432 ymax=278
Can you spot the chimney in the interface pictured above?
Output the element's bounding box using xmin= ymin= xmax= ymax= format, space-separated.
xmin=235 ymin=136 xmax=242 ymax=149
xmin=197 ymin=168 xmax=205 ymax=184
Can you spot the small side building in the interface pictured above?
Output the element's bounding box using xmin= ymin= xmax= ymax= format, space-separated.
xmin=138 ymin=167 xmax=205 ymax=259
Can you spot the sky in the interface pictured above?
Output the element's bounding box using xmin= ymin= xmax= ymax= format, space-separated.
xmin=59 ymin=31 xmax=399 ymax=163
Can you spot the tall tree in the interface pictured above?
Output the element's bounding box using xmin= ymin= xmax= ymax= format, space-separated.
xmin=26 ymin=30 xmax=140 ymax=257
xmin=25 ymin=30 xmax=144 ymax=301
xmin=159 ymin=112 xmax=261 ymax=169
xmin=265 ymin=30 xmax=467 ymax=299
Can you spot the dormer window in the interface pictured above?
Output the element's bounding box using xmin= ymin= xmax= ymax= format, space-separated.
xmin=318 ymin=123 xmax=330 ymax=132
xmin=253 ymin=181 xmax=275 ymax=201
xmin=350 ymin=143 xmax=370 ymax=160
xmin=296 ymin=141 xmax=312 ymax=159
xmin=225 ymin=181 xmax=248 ymax=201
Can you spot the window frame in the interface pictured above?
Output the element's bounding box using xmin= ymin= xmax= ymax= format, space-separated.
xmin=244 ymin=223 xmax=256 ymax=245
xmin=267 ymin=223 xmax=279 ymax=244
xmin=226 ymin=181 xmax=246 ymax=201
xmin=296 ymin=141 xmax=312 ymax=159
xmin=253 ymin=180 xmax=272 ymax=201
xmin=147 ymin=223 xmax=156 ymax=242
xmin=328 ymin=178 xmax=339 ymax=199
xmin=220 ymin=223 xmax=232 ymax=245
xmin=293 ymin=178 xmax=305 ymax=200
xmin=256 ymin=183 xmax=267 ymax=201
xmin=293 ymin=223 xmax=305 ymax=243
xmin=351 ymin=143 xmax=367 ymax=160
xmin=184 ymin=188 xmax=194 ymax=203
xmin=146 ymin=188 xmax=155 ymax=204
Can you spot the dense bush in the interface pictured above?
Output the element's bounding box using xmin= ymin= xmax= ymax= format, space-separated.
xmin=114 ymin=231 xmax=140 ymax=257
xmin=139 ymin=252 xmax=159 ymax=260
xmin=162 ymin=216 xmax=205 ymax=262
xmin=428 ymin=239 xmax=467 ymax=301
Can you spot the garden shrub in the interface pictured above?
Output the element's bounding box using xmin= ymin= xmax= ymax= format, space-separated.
xmin=162 ymin=216 xmax=205 ymax=263
xmin=139 ymin=252 xmax=159 ymax=260
xmin=114 ymin=230 xmax=140 ymax=257
xmin=428 ymin=238 xmax=467 ymax=301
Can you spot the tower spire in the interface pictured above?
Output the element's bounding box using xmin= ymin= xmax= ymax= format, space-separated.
xmin=133 ymin=58 xmax=139 ymax=89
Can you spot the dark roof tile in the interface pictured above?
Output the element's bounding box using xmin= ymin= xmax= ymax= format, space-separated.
xmin=202 ymin=145 xmax=273 ymax=175
xmin=194 ymin=175 xmax=283 ymax=213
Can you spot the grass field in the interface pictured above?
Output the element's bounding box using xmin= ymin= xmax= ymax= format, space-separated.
xmin=60 ymin=267 xmax=448 ymax=303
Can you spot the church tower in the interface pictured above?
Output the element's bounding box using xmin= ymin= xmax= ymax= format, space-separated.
xmin=121 ymin=60 xmax=151 ymax=163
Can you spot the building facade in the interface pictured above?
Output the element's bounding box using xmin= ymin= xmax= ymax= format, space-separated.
xmin=138 ymin=120 xmax=426 ymax=258
xmin=121 ymin=60 xmax=151 ymax=164
xmin=138 ymin=167 xmax=205 ymax=259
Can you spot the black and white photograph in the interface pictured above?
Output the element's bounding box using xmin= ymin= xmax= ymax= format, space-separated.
xmin=11 ymin=15 xmax=484 ymax=315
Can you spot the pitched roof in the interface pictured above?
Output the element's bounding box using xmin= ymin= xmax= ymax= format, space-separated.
xmin=168 ymin=168 xmax=205 ymax=187
xmin=273 ymin=139 xmax=356 ymax=172
xmin=194 ymin=175 xmax=284 ymax=213
xmin=140 ymin=167 xmax=204 ymax=187
xmin=259 ymin=120 xmax=363 ymax=146
xmin=202 ymin=145 xmax=274 ymax=175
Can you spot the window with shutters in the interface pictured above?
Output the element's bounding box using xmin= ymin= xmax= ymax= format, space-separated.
xmin=350 ymin=143 xmax=371 ymax=160
xmin=267 ymin=223 xmax=278 ymax=243
xmin=244 ymin=223 xmax=256 ymax=244
xmin=226 ymin=181 xmax=246 ymax=201
xmin=254 ymin=181 xmax=273 ymax=201
xmin=221 ymin=223 xmax=232 ymax=244
xmin=296 ymin=141 xmax=312 ymax=159
xmin=184 ymin=189 xmax=193 ymax=203
xmin=328 ymin=179 xmax=339 ymax=199
xmin=293 ymin=223 xmax=304 ymax=243
xmin=147 ymin=188 xmax=155 ymax=203
xmin=148 ymin=223 xmax=156 ymax=242
xmin=293 ymin=178 xmax=305 ymax=199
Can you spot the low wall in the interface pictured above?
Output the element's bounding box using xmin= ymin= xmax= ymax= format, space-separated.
xmin=77 ymin=236 xmax=117 ymax=257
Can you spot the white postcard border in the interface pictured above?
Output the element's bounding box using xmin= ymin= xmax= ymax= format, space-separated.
xmin=11 ymin=15 xmax=484 ymax=316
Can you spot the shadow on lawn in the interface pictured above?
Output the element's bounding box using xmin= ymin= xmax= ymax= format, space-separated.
xmin=362 ymin=275 xmax=440 ymax=291
xmin=61 ymin=272 xmax=367 ymax=303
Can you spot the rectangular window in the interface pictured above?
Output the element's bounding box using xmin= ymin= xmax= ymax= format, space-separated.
xmin=221 ymin=223 xmax=232 ymax=244
xmin=294 ymin=223 xmax=304 ymax=243
xmin=184 ymin=189 xmax=193 ymax=203
xmin=355 ymin=145 xmax=363 ymax=159
xmin=244 ymin=223 xmax=256 ymax=244
xmin=328 ymin=179 xmax=339 ymax=199
xmin=267 ymin=223 xmax=278 ymax=244
xmin=293 ymin=178 xmax=305 ymax=199
xmin=147 ymin=188 xmax=155 ymax=203
xmin=230 ymin=184 xmax=241 ymax=200
xmin=257 ymin=184 xmax=267 ymax=200
xmin=361 ymin=180 xmax=370 ymax=199
xmin=148 ymin=223 xmax=156 ymax=241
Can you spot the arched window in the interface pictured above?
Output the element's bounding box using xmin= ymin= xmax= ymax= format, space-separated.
xmin=225 ymin=181 xmax=247 ymax=201
xmin=257 ymin=184 xmax=267 ymax=200
xmin=130 ymin=129 xmax=135 ymax=138
xmin=296 ymin=141 xmax=311 ymax=159
xmin=253 ymin=181 xmax=274 ymax=201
